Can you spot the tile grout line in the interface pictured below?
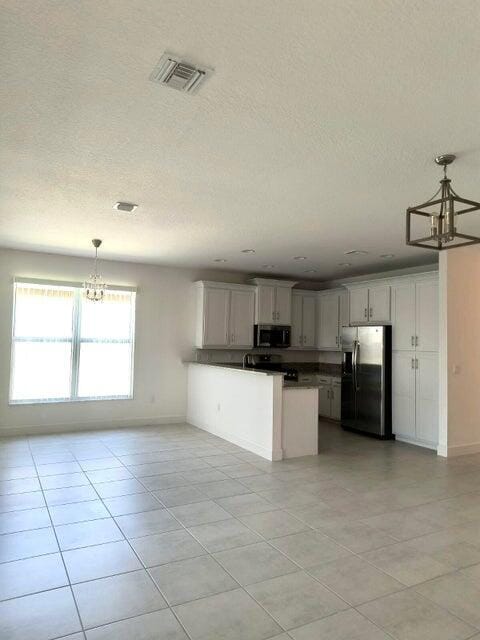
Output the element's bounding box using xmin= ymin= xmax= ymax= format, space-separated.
xmin=26 ymin=439 xmax=88 ymax=640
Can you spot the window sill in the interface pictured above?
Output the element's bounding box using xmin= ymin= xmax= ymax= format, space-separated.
xmin=9 ymin=395 xmax=134 ymax=406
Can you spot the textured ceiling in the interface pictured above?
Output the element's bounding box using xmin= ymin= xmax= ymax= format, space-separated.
xmin=1 ymin=0 xmax=479 ymax=281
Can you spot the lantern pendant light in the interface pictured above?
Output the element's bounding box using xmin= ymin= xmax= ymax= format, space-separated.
xmin=406 ymin=154 xmax=480 ymax=250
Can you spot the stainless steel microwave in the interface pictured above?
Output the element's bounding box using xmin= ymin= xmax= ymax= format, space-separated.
xmin=254 ymin=325 xmax=291 ymax=348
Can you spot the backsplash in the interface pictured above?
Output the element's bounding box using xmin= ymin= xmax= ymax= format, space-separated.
xmin=193 ymin=348 xmax=341 ymax=365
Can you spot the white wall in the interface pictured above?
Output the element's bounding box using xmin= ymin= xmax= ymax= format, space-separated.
xmin=0 ymin=248 xmax=244 ymax=435
xmin=439 ymin=245 xmax=480 ymax=456
xmin=186 ymin=363 xmax=283 ymax=460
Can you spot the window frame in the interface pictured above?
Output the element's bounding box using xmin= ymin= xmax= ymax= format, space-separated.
xmin=9 ymin=278 xmax=136 ymax=405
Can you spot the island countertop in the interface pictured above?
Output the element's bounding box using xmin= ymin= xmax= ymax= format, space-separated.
xmin=183 ymin=361 xmax=284 ymax=376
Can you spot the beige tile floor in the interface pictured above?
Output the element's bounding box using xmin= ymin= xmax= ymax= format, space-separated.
xmin=1 ymin=420 xmax=480 ymax=640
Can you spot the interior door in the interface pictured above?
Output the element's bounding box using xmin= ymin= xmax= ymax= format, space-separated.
xmin=318 ymin=293 xmax=339 ymax=349
xmin=203 ymin=288 xmax=230 ymax=347
xmin=229 ymin=289 xmax=255 ymax=348
xmin=355 ymin=326 xmax=385 ymax=435
xmin=415 ymin=279 xmax=438 ymax=352
xmin=369 ymin=286 xmax=391 ymax=323
xmin=290 ymin=294 xmax=303 ymax=348
xmin=256 ymin=285 xmax=276 ymax=324
xmin=275 ymin=286 xmax=292 ymax=325
xmin=302 ymin=295 xmax=316 ymax=348
xmin=392 ymin=351 xmax=416 ymax=439
xmin=415 ymin=352 xmax=438 ymax=445
xmin=392 ymin=283 xmax=416 ymax=351
xmin=349 ymin=288 xmax=369 ymax=324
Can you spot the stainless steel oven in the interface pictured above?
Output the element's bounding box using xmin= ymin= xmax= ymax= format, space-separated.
xmin=254 ymin=325 xmax=291 ymax=348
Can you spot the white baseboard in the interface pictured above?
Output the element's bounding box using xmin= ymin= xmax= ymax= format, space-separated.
xmin=187 ymin=415 xmax=281 ymax=461
xmin=444 ymin=441 xmax=480 ymax=457
xmin=0 ymin=415 xmax=186 ymax=437
xmin=395 ymin=435 xmax=438 ymax=451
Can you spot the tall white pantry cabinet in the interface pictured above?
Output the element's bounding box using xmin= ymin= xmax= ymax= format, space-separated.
xmin=390 ymin=274 xmax=439 ymax=449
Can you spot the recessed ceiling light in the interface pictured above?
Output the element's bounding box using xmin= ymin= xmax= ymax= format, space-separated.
xmin=344 ymin=250 xmax=368 ymax=256
xmin=303 ymin=269 xmax=317 ymax=274
xmin=262 ymin=264 xmax=276 ymax=269
xmin=113 ymin=202 xmax=138 ymax=213
xmin=293 ymin=256 xmax=307 ymax=261
xmin=338 ymin=262 xmax=352 ymax=267
xmin=241 ymin=249 xmax=256 ymax=254
xmin=380 ymin=253 xmax=395 ymax=259
xmin=213 ymin=258 xmax=227 ymax=263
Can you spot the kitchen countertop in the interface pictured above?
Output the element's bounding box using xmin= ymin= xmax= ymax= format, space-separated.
xmin=184 ymin=361 xmax=284 ymax=376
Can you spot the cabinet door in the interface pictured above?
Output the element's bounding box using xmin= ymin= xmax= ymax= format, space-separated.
xmin=203 ymin=288 xmax=230 ymax=347
xmin=415 ymin=352 xmax=438 ymax=445
xmin=349 ymin=288 xmax=369 ymax=324
xmin=330 ymin=384 xmax=341 ymax=420
xmin=229 ymin=289 xmax=255 ymax=348
xmin=392 ymin=283 xmax=416 ymax=351
xmin=318 ymin=293 xmax=339 ymax=350
xmin=256 ymin=285 xmax=276 ymax=324
xmin=302 ymin=295 xmax=316 ymax=348
xmin=369 ymin=285 xmax=391 ymax=323
xmin=392 ymin=351 xmax=416 ymax=439
xmin=318 ymin=385 xmax=331 ymax=418
xmin=275 ymin=286 xmax=292 ymax=325
xmin=415 ymin=280 xmax=438 ymax=352
xmin=290 ymin=294 xmax=303 ymax=348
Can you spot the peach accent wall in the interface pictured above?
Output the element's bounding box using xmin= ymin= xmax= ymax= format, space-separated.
xmin=443 ymin=245 xmax=480 ymax=455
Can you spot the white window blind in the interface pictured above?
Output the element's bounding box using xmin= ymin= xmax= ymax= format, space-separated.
xmin=10 ymin=281 xmax=136 ymax=404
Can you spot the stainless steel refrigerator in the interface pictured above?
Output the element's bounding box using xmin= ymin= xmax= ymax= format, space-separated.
xmin=341 ymin=325 xmax=393 ymax=439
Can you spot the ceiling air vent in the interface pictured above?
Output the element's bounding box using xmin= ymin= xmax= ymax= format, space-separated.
xmin=149 ymin=53 xmax=212 ymax=94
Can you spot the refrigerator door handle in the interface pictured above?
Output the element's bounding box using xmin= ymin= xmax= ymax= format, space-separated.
xmin=353 ymin=340 xmax=360 ymax=391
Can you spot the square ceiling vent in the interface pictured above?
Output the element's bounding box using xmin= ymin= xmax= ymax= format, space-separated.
xmin=149 ymin=53 xmax=212 ymax=94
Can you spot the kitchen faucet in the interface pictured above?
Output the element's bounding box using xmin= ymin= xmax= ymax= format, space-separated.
xmin=243 ymin=353 xmax=254 ymax=368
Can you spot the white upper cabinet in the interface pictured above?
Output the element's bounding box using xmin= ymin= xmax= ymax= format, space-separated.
xmin=392 ymin=282 xmax=416 ymax=350
xmin=302 ymin=295 xmax=316 ymax=347
xmin=291 ymin=291 xmax=316 ymax=348
xmin=349 ymin=285 xmax=390 ymax=324
xmin=196 ymin=282 xmax=255 ymax=349
xmin=229 ymin=289 xmax=255 ymax=348
xmin=349 ymin=288 xmax=369 ymax=324
xmin=415 ymin=279 xmax=438 ymax=352
xmin=291 ymin=294 xmax=303 ymax=348
xmin=255 ymin=284 xmax=276 ymax=324
xmin=317 ymin=291 xmax=340 ymax=350
xmin=250 ymin=279 xmax=296 ymax=326
xmin=391 ymin=276 xmax=438 ymax=352
xmin=368 ymin=285 xmax=391 ymax=322
xmin=202 ymin=286 xmax=230 ymax=347
xmin=275 ymin=286 xmax=292 ymax=325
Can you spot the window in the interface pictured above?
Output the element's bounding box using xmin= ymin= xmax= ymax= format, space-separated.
xmin=10 ymin=280 xmax=136 ymax=404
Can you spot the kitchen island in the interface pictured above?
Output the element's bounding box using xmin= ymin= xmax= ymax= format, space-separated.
xmin=186 ymin=362 xmax=318 ymax=460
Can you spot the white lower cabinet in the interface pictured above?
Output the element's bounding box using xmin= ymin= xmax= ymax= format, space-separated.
xmin=330 ymin=382 xmax=341 ymax=420
xmin=415 ymin=352 xmax=439 ymax=445
xmin=392 ymin=350 xmax=438 ymax=448
xmin=317 ymin=377 xmax=341 ymax=421
xmin=318 ymin=384 xmax=331 ymax=417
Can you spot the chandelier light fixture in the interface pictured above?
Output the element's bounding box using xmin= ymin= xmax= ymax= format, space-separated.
xmin=406 ymin=154 xmax=480 ymax=251
xmin=84 ymin=239 xmax=107 ymax=301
